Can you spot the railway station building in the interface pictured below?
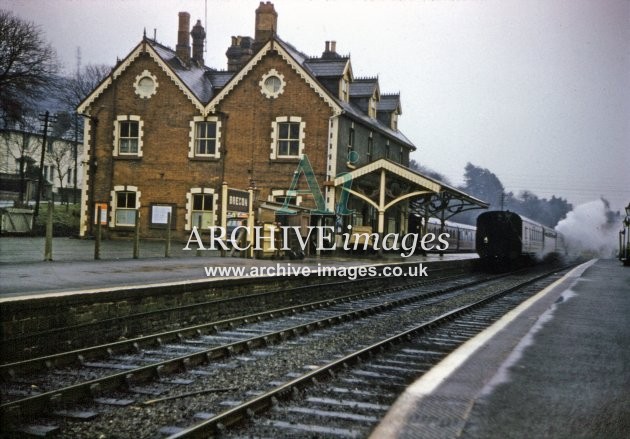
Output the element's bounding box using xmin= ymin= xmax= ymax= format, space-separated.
xmin=77 ymin=2 xmax=485 ymax=251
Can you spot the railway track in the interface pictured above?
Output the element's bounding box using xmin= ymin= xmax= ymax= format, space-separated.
xmin=1 ymin=264 xmax=468 ymax=362
xmin=173 ymin=266 xmax=571 ymax=439
xmin=0 ymin=264 xmax=571 ymax=438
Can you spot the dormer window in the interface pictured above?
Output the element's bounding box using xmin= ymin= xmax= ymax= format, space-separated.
xmin=391 ymin=112 xmax=399 ymax=131
xmin=369 ymin=96 xmax=377 ymax=118
xmin=341 ymin=79 xmax=349 ymax=102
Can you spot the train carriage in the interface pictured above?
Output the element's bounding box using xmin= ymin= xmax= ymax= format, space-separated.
xmin=476 ymin=210 xmax=564 ymax=263
xmin=425 ymin=217 xmax=477 ymax=252
xmin=408 ymin=214 xmax=477 ymax=253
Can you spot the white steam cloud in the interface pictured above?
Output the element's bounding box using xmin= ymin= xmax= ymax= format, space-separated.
xmin=555 ymin=200 xmax=618 ymax=258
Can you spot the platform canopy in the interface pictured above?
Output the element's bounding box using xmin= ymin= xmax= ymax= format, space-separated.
xmin=410 ymin=178 xmax=489 ymax=223
xmin=332 ymin=159 xmax=488 ymax=233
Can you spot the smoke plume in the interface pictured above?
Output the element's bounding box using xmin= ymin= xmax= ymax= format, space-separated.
xmin=555 ymin=199 xmax=618 ymax=258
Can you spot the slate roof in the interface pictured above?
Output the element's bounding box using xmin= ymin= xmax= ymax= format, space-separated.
xmin=271 ymin=39 xmax=413 ymax=149
xmin=205 ymin=71 xmax=233 ymax=90
xmin=340 ymin=99 xmax=415 ymax=148
xmin=144 ymin=37 xmax=414 ymax=149
xmin=349 ymin=78 xmax=379 ymax=98
xmin=378 ymin=94 xmax=401 ymax=113
xmin=303 ymin=58 xmax=349 ymax=77
xmin=151 ymin=41 xmax=218 ymax=103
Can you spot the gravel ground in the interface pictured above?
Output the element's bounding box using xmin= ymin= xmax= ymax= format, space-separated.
xmin=48 ymin=273 xmax=542 ymax=438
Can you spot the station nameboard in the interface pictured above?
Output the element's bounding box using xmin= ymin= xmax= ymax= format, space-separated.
xmin=227 ymin=189 xmax=249 ymax=213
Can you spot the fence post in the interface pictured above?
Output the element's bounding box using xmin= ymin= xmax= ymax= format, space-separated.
xmin=44 ymin=204 xmax=53 ymax=261
xmin=165 ymin=212 xmax=171 ymax=258
xmin=94 ymin=206 xmax=101 ymax=260
xmin=133 ymin=209 xmax=140 ymax=259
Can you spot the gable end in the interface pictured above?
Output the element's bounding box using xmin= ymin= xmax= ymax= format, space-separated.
xmin=78 ymin=41 xmax=205 ymax=115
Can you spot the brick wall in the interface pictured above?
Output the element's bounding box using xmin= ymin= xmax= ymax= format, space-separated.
xmin=217 ymin=51 xmax=333 ymax=208
xmin=85 ymin=48 xmax=334 ymax=240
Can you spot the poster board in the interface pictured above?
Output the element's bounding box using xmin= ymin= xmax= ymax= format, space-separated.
xmin=149 ymin=204 xmax=176 ymax=229
xmin=93 ymin=203 xmax=108 ymax=225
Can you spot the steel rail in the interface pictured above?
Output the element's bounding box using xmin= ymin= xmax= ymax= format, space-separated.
xmin=0 ymin=271 xmax=470 ymax=380
xmin=2 ymin=264 xmax=462 ymax=351
xmin=166 ymin=268 xmax=566 ymax=439
xmin=0 ymin=273 xmax=490 ymax=423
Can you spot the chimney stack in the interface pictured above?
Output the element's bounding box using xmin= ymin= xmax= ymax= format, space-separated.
xmin=254 ymin=2 xmax=277 ymax=50
xmin=176 ymin=12 xmax=191 ymax=64
xmin=191 ymin=19 xmax=206 ymax=65
xmin=322 ymin=40 xmax=339 ymax=59
xmin=226 ymin=36 xmax=254 ymax=71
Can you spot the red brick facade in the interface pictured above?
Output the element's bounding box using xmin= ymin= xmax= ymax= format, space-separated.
xmin=78 ymin=3 xmax=416 ymax=240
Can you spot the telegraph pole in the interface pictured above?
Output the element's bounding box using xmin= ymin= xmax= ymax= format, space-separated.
xmin=73 ymin=112 xmax=79 ymax=204
xmin=74 ymin=47 xmax=81 ymax=204
xmin=34 ymin=111 xmax=56 ymax=220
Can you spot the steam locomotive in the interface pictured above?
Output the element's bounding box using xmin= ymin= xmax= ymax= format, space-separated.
xmin=475 ymin=211 xmax=565 ymax=263
xmin=380 ymin=210 xmax=565 ymax=266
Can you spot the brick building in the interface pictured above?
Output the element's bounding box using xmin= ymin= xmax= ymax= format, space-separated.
xmin=78 ymin=2 xmax=482 ymax=244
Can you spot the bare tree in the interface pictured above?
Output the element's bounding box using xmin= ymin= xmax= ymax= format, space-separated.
xmin=59 ymin=64 xmax=112 ymax=110
xmin=56 ymin=63 xmax=111 ymax=139
xmin=57 ymin=64 xmax=111 ymax=203
xmin=47 ymin=138 xmax=73 ymax=199
xmin=0 ymin=10 xmax=59 ymax=124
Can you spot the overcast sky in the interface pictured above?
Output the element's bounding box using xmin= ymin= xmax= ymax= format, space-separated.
xmin=5 ymin=0 xmax=629 ymax=212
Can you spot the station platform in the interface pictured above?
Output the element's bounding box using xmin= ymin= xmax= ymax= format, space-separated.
xmin=0 ymin=237 xmax=476 ymax=300
xmin=371 ymin=258 xmax=630 ymax=439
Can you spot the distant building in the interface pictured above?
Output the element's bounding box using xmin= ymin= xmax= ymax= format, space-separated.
xmin=0 ymin=121 xmax=82 ymax=206
xmin=77 ymin=2 xmax=483 ymax=242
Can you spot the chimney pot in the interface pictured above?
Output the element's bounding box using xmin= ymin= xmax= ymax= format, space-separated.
xmin=331 ymin=41 xmax=336 ymax=53
xmin=176 ymin=12 xmax=191 ymax=65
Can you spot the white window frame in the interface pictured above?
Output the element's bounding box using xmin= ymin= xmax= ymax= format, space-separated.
xmin=110 ymin=185 xmax=141 ymax=227
xmin=188 ymin=116 xmax=222 ymax=158
xmin=269 ymin=116 xmax=305 ymax=160
xmin=185 ymin=187 xmax=218 ymax=230
xmin=133 ymin=70 xmax=159 ymax=99
xmin=259 ymin=69 xmax=286 ymax=99
xmin=113 ymin=115 xmax=143 ymax=157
